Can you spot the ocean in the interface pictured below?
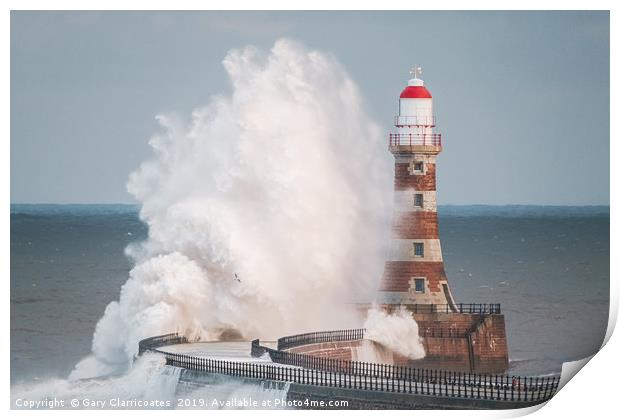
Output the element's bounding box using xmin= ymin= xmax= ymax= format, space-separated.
xmin=10 ymin=204 xmax=609 ymax=385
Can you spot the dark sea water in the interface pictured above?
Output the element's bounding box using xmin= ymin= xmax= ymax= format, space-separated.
xmin=10 ymin=204 xmax=609 ymax=384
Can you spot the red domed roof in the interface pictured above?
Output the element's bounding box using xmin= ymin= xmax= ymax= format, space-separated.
xmin=400 ymin=85 xmax=432 ymax=99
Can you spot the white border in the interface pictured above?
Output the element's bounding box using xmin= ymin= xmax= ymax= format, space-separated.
xmin=3 ymin=2 xmax=616 ymax=419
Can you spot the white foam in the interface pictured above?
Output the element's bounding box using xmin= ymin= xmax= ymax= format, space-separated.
xmin=71 ymin=38 xmax=391 ymax=379
xmin=363 ymin=306 xmax=426 ymax=360
xmin=12 ymin=354 xmax=180 ymax=408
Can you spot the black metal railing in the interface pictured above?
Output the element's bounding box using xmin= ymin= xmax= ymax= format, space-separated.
xmin=254 ymin=338 xmax=511 ymax=393
xmin=138 ymin=332 xmax=189 ymax=356
xmin=278 ymin=329 xmax=365 ymax=351
xmin=139 ymin=332 xmax=560 ymax=405
xmin=420 ymin=328 xmax=468 ymax=338
xmin=162 ymin=342 xmax=561 ymax=404
xmin=401 ymin=303 xmax=501 ymax=314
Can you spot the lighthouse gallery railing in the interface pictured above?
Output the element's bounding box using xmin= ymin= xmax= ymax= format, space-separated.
xmin=389 ymin=133 xmax=442 ymax=147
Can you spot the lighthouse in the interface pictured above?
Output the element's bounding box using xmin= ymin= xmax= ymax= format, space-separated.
xmin=378 ymin=67 xmax=458 ymax=309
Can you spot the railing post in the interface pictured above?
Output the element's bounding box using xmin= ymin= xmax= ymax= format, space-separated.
xmin=450 ymin=372 xmax=456 ymax=397
xmin=524 ymin=377 xmax=528 ymax=402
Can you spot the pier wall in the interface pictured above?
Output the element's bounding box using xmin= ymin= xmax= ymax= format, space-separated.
xmin=287 ymin=340 xmax=361 ymax=360
xmin=285 ymin=313 xmax=508 ymax=373
xmin=176 ymin=370 xmax=544 ymax=410
xmin=286 ymin=383 xmax=541 ymax=410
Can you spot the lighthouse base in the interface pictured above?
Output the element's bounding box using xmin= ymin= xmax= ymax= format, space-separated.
xmin=359 ymin=304 xmax=509 ymax=374
xmin=412 ymin=312 xmax=508 ymax=373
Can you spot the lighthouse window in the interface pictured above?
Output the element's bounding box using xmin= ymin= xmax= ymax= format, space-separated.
xmin=414 ymin=278 xmax=425 ymax=293
xmin=414 ymin=242 xmax=424 ymax=257
xmin=414 ymin=193 xmax=424 ymax=207
xmin=413 ymin=162 xmax=424 ymax=172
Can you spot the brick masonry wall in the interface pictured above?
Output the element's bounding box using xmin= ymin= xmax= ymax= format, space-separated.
xmin=392 ymin=211 xmax=439 ymax=238
xmin=470 ymin=315 xmax=509 ymax=373
xmin=394 ymin=163 xmax=436 ymax=191
xmin=349 ymin=308 xmax=509 ymax=373
xmin=394 ymin=163 xmax=437 ymax=191
xmin=389 ymin=312 xmax=476 ymax=370
xmin=288 ymin=340 xmax=361 ymax=360
xmin=381 ymin=159 xmax=446 ymax=297
xmin=380 ymin=261 xmax=448 ymax=293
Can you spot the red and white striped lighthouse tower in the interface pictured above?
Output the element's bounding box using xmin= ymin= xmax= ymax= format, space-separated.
xmin=378 ymin=67 xmax=458 ymax=309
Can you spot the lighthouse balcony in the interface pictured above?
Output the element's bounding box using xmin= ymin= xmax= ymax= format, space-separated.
xmin=394 ymin=115 xmax=436 ymax=127
xmin=389 ymin=133 xmax=442 ymax=154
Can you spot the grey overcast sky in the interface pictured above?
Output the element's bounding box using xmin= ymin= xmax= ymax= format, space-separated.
xmin=11 ymin=11 xmax=609 ymax=205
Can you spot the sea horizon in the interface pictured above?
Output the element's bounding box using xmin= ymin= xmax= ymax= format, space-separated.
xmin=10 ymin=203 xmax=611 ymax=217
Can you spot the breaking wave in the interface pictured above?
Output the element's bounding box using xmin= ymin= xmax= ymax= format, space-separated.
xmin=71 ymin=38 xmax=392 ymax=379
